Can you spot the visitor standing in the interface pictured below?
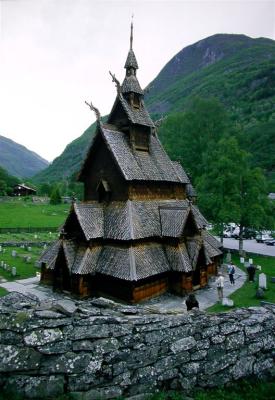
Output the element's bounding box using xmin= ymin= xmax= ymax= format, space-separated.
xmin=228 ymin=262 xmax=236 ymax=285
xmin=185 ymin=293 xmax=199 ymax=311
xmin=216 ymin=272 xmax=224 ymax=302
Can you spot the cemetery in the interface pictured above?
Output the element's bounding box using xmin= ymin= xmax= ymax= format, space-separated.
xmin=0 ymin=244 xmax=41 ymax=283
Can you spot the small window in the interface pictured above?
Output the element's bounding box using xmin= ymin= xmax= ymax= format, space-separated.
xmin=135 ymin=131 xmax=149 ymax=151
xmin=96 ymin=180 xmax=111 ymax=203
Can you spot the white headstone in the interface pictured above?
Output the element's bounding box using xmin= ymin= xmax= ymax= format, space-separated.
xmin=259 ymin=273 xmax=267 ymax=290
xmin=222 ymin=298 xmax=234 ymax=307
xmin=43 ymin=244 xmax=47 ymax=250
xmin=11 ymin=250 xmax=17 ymax=257
xmin=28 ymin=247 xmax=32 ymax=252
xmin=11 ymin=267 xmax=17 ymax=277
xmin=249 ymin=258 xmax=253 ymax=265
xmin=244 ymin=261 xmax=250 ymax=268
xmin=4 ymin=263 xmax=7 ymax=270
xmin=257 ymin=265 xmax=262 ymax=271
xmin=226 ymin=252 xmax=231 ymax=263
xmin=0 ymin=245 xmax=2 ymax=252
xmin=34 ymin=234 xmax=38 ymax=239
xmin=27 ymin=256 xmax=32 ymax=263
xmin=0 ymin=261 xmax=4 ymax=267
xmin=240 ymin=257 xmax=245 ymax=264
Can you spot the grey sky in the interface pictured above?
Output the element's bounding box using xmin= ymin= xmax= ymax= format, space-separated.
xmin=0 ymin=0 xmax=274 ymax=162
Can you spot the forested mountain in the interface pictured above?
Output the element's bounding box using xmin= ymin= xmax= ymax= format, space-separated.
xmin=0 ymin=135 xmax=49 ymax=178
xmin=32 ymin=34 xmax=275 ymax=185
xmin=33 ymin=123 xmax=97 ymax=183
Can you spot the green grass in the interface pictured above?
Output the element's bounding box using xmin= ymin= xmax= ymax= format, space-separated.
xmin=0 ymin=199 xmax=69 ymax=228
xmin=147 ymin=379 xmax=275 ymax=400
xmin=0 ymin=245 xmax=43 ymax=281
xmin=207 ymin=253 xmax=275 ymax=313
xmin=0 ymin=379 xmax=274 ymax=400
xmin=0 ymin=231 xmax=59 ymax=243
xmin=0 ymin=287 xmax=8 ymax=297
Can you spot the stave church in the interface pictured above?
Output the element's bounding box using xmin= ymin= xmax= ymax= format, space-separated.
xmin=40 ymin=24 xmax=222 ymax=302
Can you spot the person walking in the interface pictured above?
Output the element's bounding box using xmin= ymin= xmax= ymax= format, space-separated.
xmin=185 ymin=293 xmax=199 ymax=311
xmin=228 ymin=262 xmax=235 ymax=285
xmin=216 ymin=272 xmax=224 ymax=302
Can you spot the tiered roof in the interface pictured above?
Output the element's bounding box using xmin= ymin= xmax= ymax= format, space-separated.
xmin=40 ymin=23 xmax=222 ymax=292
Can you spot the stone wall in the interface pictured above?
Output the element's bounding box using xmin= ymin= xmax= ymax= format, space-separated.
xmin=0 ymin=293 xmax=274 ymax=399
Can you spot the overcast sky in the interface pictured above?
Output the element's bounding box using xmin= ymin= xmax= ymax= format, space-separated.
xmin=0 ymin=0 xmax=274 ymax=162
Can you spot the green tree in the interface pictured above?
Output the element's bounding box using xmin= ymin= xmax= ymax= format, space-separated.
xmin=197 ymin=136 xmax=273 ymax=252
xmin=50 ymin=186 xmax=62 ymax=205
xmin=159 ymin=97 xmax=229 ymax=182
xmin=0 ymin=180 xmax=7 ymax=196
xmin=197 ymin=137 xmax=242 ymax=244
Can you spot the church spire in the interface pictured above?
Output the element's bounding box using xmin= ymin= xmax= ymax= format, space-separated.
xmin=122 ymin=19 xmax=143 ymax=95
xmin=130 ymin=15 xmax=133 ymax=50
xmin=124 ymin=19 xmax=138 ymax=71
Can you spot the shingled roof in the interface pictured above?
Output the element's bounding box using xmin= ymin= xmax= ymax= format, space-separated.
xmin=119 ymin=96 xmax=154 ymax=127
xmin=124 ymin=49 xmax=138 ymax=69
xmin=101 ymin=126 xmax=189 ymax=183
xmin=121 ymin=75 xmax=143 ymax=95
xmin=40 ymin=240 xmax=61 ymax=270
xmin=64 ymin=200 xmax=207 ymax=241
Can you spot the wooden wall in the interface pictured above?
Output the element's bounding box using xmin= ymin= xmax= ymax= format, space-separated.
xmin=129 ymin=182 xmax=186 ymax=200
xmin=82 ymin=137 xmax=128 ymax=201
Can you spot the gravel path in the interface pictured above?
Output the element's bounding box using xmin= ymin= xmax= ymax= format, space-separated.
xmin=0 ymin=266 xmax=247 ymax=312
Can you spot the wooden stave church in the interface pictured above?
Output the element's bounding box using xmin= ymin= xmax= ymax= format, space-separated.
xmin=40 ymin=25 xmax=222 ymax=303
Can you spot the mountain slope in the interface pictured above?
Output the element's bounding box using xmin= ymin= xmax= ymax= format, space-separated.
xmin=0 ymin=135 xmax=49 ymax=178
xmin=32 ymin=122 xmax=97 ymax=183
xmin=33 ymin=34 xmax=275 ymax=183
xmin=145 ymin=34 xmax=275 ymax=123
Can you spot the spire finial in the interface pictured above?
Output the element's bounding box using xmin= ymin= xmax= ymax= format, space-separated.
xmin=130 ymin=14 xmax=134 ymax=50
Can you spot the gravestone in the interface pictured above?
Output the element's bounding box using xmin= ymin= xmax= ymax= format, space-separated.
xmin=259 ymin=273 xmax=267 ymax=290
xmin=43 ymin=244 xmax=47 ymax=250
xmin=0 ymin=261 xmax=4 ymax=268
xmin=256 ymin=288 xmax=265 ymax=299
xmin=34 ymin=234 xmax=38 ymax=239
xmin=244 ymin=261 xmax=250 ymax=268
xmin=222 ymin=298 xmax=234 ymax=307
xmin=240 ymin=257 xmax=245 ymax=264
xmin=26 ymin=256 xmax=32 ymax=263
xmin=28 ymin=247 xmax=32 ymax=252
xmin=11 ymin=267 xmax=17 ymax=277
xmin=226 ymin=252 xmax=231 ymax=263
xmin=249 ymin=258 xmax=253 ymax=265
xmin=11 ymin=250 xmax=17 ymax=257
xmin=0 ymin=245 xmax=2 ymax=252
xmin=4 ymin=263 xmax=7 ymax=270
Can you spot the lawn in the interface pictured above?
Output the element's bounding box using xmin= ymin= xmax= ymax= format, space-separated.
xmin=0 ymin=245 xmax=43 ymax=282
xmin=207 ymin=253 xmax=275 ymax=312
xmin=0 ymin=287 xmax=8 ymax=297
xmin=147 ymin=379 xmax=275 ymax=400
xmin=0 ymin=231 xmax=59 ymax=243
xmin=0 ymin=200 xmax=69 ymax=228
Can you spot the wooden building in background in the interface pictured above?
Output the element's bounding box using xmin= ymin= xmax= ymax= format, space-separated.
xmin=13 ymin=183 xmax=37 ymax=197
xmin=40 ymin=24 xmax=222 ymax=302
